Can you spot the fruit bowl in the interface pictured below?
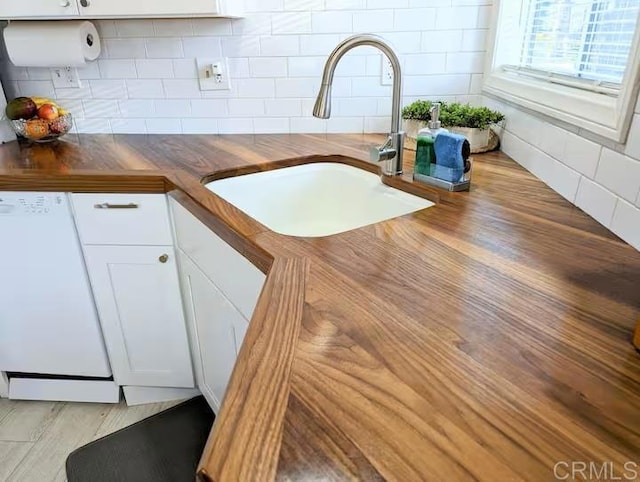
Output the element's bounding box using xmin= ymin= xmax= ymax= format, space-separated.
xmin=9 ymin=113 xmax=73 ymax=143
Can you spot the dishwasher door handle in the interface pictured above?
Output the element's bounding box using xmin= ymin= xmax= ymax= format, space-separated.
xmin=93 ymin=202 xmax=139 ymax=209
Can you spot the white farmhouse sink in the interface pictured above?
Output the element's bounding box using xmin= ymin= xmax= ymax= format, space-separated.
xmin=205 ymin=162 xmax=434 ymax=237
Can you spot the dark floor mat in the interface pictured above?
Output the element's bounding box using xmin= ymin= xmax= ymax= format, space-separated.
xmin=66 ymin=396 xmax=214 ymax=482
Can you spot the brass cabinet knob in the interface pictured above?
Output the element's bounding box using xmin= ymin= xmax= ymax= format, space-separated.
xmin=80 ymin=0 xmax=90 ymax=7
xmin=159 ymin=254 xmax=169 ymax=263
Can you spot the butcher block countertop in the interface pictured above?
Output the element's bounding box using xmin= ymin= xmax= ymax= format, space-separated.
xmin=1 ymin=134 xmax=639 ymax=481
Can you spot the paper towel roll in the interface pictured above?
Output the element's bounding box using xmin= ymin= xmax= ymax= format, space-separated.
xmin=4 ymin=21 xmax=101 ymax=68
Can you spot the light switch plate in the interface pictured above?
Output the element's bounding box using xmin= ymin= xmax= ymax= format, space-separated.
xmin=196 ymin=58 xmax=231 ymax=91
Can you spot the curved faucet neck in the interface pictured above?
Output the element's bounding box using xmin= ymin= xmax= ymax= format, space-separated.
xmin=315 ymin=34 xmax=403 ymax=134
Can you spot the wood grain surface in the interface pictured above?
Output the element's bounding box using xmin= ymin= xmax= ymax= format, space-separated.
xmin=0 ymin=134 xmax=638 ymax=481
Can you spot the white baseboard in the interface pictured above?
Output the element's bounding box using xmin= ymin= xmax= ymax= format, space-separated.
xmin=123 ymin=386 xmax=201 ymax=406
xmin=9 ymin=377 xmax=121 ymax=403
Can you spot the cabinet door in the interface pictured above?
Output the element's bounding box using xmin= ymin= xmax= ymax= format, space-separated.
xmin=0 ymin=0 xmax=79 ymax=18
xmin=78 ymin=0 xmax=219 ymax=17
xmin=177 ymin=249 xmax=245 ymax=412
xmin=83 ymin=245 xmax=194 ymax=388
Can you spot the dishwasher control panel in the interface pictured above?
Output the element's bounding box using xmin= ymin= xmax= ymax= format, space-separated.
xmin=0 ymin=193 xmax=66 ymax=215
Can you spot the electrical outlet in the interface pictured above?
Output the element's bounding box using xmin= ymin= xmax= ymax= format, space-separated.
xmin=381 ymin=55 xmax=393 ymax=86
xmin=196 ymin=58 xmax=231 ymax=91
xmin=50 ymin=67 xmax=81 ymax=89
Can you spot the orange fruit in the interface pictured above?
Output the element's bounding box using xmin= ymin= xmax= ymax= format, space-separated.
xmin=24 ymin=119 xmax=49 ymax=139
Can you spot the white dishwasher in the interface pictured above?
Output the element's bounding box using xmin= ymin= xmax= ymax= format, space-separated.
xmin=0 ymin=192 xmax=117 ymax=402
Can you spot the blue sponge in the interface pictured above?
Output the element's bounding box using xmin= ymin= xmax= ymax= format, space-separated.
xmin=433 ymin=132 xmax=466 ymax=182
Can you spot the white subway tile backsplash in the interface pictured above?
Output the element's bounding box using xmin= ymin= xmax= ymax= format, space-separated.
xmin=313 ymin=11 xmax=353 ymax=33
xmin=287 ymin=56 xmax=324 ymax=77
xmin=0 ymin=5 xmax=493 ymax=139
xmin=421 ymin=30 xmax=463 ymax=52
xmin=145 ymin=118 xmax=183 ymax=134
xmin=77 ymin=63 xmax=102 ymax=80
xmin=110 ymin=118 xmax=147 ymax=134
xmin=90 ymin=80 xmax=128 ymax=99
xmin=231 ymin=14 xmax=272 ymax=36
xmin=445 ymin=52 xmax=484 ymax=74
xmin=334 ymin=97 xmax=378 ymax=116
xmin=135 ymin=60 xmax=174 ymax=79
xmin=119 ymin=100 xmax=155 ymax=118
xmin=250 ymin=57 xmax=288 ymax=77
xmin=145 ymin=38 xmax=184 ymax=58
xmin=327 ymin=116 xmax=364 ymax=133
xmin=285 ymin=0 xmax=324 ymax=11
xmin=115 ymin=20 xmax=155 ymax=38
xmin=104 ymin=39 xmax=146 ymax=59
xmin=218 ymin=118 xmax=254 ymax=134
xmin=221 ymin=36 xmax=261 ymax=57
xmin=272 ymin=12 xmax=312 ymax=34
xmin=261 ymin=36 xmax=300 ymax=56
xmin=289 ymin=116 xmax=327 ymax=133
xmin=560 ymin=132 xmax=602 ymax=178
xmin=435 ymin=6 xmax=479 ymax=30
xmin=265 ymin=98 xmax=302 ymax=116
xmin=393 ymin=8 xmax=436 ymax=31
xmin=153 ymin=19 xmax=194 ymax=37
xmin=610 ymin=199 xmax=640 ymax=250
xmin=162 ymin=79 xmax=200 ymax=99
xmin=595 ymin=149 xmax=640 ymax=203
xmin=126 ymin=79 xmax=164 ymax=99
xmin=405 ymin=74 xmax=470 ymax=96
xmin=228 ymin=98 xmax=265 ymax=117
xmin=299 ymin=34 xmax=345 ymax=55
xmin=56 ymin=86 xmax=92 ymax=100
xmin=75 ymin=118 xmax=112 ymax=134
xmin=181 ymin=118 xmax=219 ymax=134
xmin=191 ymin=19 xmax=233 ymax=36
xmin=237 ymin=78 xmax=276 ymax=98
xmin=575 ymin=177 xmax=618 ymax=228
xmin=83 ymin=99 xmax=119 ymax=118
xmin=172 ymin=59 xmax=197 ymax=79
xmin=275 ymin=77 xmax=319 ymax=97
xmin=353 ymin=10 xmax=394 ymax=32
xmin=17 ymin=80 xmax=55 ymax=98
xmin=254 ymin=117 xmax=290 ymax=133
xmin=155 ymin=99 xmax=192 ymax=117
xmin=182 ymin=37 xmax=222 ymax=57
xmin=190 ymin=99 xmax=228 ymax=117
xmin=461 ymin=29 xmax=488 ymax=51
xmin=98 ymin=60 xmax=138 ymax=79
xmin=404 ymin=53 xmax=446 ymax=75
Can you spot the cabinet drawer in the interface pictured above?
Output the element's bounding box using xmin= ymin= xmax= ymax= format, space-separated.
xmin=170 ymin=199 xmax=265 ymax=320
xmin=71 ymin=194 xmax=173 ymax=246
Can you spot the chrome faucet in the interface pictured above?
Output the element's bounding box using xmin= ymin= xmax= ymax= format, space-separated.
xmin=313 ymin=34 xmax=404 ymax=176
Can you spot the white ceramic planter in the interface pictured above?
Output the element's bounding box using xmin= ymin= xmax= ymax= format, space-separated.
xmin=448 ymin=126 xmax=491 ymax=151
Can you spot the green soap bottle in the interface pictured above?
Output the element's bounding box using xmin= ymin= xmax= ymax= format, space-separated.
xmin=415 ymin=135 xmax=435 ymax=175
xmin=414 ymin=102 xmax=448 ymax=177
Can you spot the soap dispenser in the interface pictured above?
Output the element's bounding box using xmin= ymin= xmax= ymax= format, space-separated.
xmin=414 ymin=103 xmax=448 ymax=177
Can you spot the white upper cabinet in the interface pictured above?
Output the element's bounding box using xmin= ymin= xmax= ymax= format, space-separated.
xmin=0 ymin=0 xmax=80 ymax=19
xmin=0 ymin=0 xmax=243 ymax=19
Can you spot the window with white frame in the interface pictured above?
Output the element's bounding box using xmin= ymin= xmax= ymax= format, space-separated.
xmin=484 ymin=0 xmax=640 ymax=142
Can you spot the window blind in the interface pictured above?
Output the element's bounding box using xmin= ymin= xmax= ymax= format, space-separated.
xmin=508 ymin=0 xmax=640 ymax=92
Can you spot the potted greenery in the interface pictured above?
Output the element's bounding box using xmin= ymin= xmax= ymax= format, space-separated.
xmin=402 ymin=101 xmax=505 ymax=153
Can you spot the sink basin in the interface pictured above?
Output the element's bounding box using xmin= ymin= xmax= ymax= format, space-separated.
xmin=205 ymin=162 xmax=434 ymax=237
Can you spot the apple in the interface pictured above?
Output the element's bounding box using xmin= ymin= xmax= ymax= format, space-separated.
xmin=37 ymin=104 xmax=59 ymax=121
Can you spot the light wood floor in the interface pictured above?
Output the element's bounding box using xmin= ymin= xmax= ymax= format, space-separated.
xmin=0 ymin=398 xmax=180 ymax=482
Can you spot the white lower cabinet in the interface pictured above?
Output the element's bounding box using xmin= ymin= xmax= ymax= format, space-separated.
xmin=83 ymin=245 xmax=194 ymax=389
xmin=177 ymin=249 xmax=247 ymax=412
